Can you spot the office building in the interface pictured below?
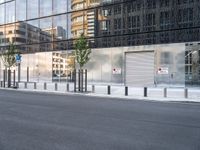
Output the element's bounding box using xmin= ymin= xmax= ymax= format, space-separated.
xmin=0 ymin=0 xmax=199 ymax=86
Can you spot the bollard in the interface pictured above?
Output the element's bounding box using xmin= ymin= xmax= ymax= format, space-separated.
xmin=67 ymin=83 xmax=69 ymax=92
xmin=44 ymin=82 xmax=47 ymax=90
xmin=125 ymin=86 xmax=128 ymax=96
xmin=16 ymin=82 xmax=19 ymax=88
xmin=55 ymin=83 xmax=58 ymax=91
xmin=34 ymin=82 xmax=37 ymax=89
xmin=24 ymin=82 xmax=27 ymax=89
xmin=164 ymin=88 xmax=167 ymax=98
xmin=184 ymin=88 xmax=188 ymax=98
xmin=92 ymin=85 xmax=95 ymax=93
xmin=0 ymin=81 xmax=2 ymax=87
xmin=107 ymin=85 xmax=111 ymax=95
xmin=144 ymin=87 xmax=147 ymax=97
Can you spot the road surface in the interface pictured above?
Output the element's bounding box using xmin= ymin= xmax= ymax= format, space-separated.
xmin=0 ymin=89 xmax=200 ymax=150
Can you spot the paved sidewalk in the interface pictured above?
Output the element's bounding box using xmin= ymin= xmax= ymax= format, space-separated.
xmin=1 ymin=82 xmax=200 ymax=103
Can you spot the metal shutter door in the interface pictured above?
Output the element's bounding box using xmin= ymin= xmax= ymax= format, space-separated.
xmin=125 ymin=51 xmax=154 ymax=87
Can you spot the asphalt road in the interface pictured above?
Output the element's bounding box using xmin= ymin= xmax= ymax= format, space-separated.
xmin=0 ymin=89 xmax=200 ymax=150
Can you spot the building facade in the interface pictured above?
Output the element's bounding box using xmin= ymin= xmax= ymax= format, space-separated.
xmin=0 ymin=0 xmax=200 ymax=87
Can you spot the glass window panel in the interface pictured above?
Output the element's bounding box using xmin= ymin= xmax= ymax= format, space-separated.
xmin=40 ymin=42 xmax=53 ymax=52
xmin=53 ymin=41 xmax=67 ymax=51
xmin=16 ymin=0 xmax=26 ymax=21
xmin=27 ymin=44 xmax=39 ymax=53
xmin=27 ymin=20 xmax=40 ymax=44
xmin=40 ymin=0 xmax=52 ymax=17
xmin=40 ymin=17 xmax=53 ymax=42
xmin=5 ymin=23 xmax=16 ymax=43
xmin=71 ymin=10 xmax=85 ymax=39
xmin=67 ymin=0 xmax=71 ymax=12
xmin=67 ymin=14 xmax=71 ymax=39
xmin=27 ymin=0 xmax=39 ymax=19
xmin=0 ymin=4 xmax=5 ymax=25
xmin=15 ymin=22 xmax=27 ymax=45
xmin=0 ymin=26 xmax=5 ymax=47
xmin=71 ymin=0 xmax=84 ymax=11
xmin=53 ymin=15 xmax=67 ymax=41
xmin=53 ymin=0 xmax=67 ymax=14
xmin=6 ymin=1 xmax=15 ymax=23
xmin=16 ymin=44 xmax=27 ymax=53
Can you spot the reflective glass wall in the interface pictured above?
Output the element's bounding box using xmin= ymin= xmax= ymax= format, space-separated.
xmin=0 ymin=0 xmax=200 ymax=86
xmin=1 ymin=0 xmax=200 ymax=51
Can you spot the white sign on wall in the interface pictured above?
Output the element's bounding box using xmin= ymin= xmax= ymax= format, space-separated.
xmin=112 ymin=68 xmax=121 ymax=74
xmin=157 ymin=67 xmax=169 ymax=74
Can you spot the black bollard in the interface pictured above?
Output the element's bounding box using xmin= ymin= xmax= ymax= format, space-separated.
xmin=144 ymin=87 xmax=147 ymax=97
xmin=108 ymin=85 xmax=111 ymax=95
xmin=125 ymin=86 xmax=128 ymax=96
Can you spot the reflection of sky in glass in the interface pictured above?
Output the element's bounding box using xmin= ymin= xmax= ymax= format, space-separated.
xmin=0 ymin=0 xmax=73 ymax=39
xmin=67 ymin=0 xmax=71 ymax=11
xmin=53 ymin=0 xmax=67 ymax=14
xmin=67 ymin=15 xmax=72 ymax=39
xmin=53 ymin=15 xmax=67 ymax=39
xmin=0 ymin=4 xmax=5 ymax=24
xmin=27 ymin=0 xmax=38 ymax=19
xmin=40 ymin=17 xmax=52 ymax=29
xmin=27 ymin=20 xmax=39 ymax=28
xmin=6 ymin=1 xmax=15 ymax=23
xmin=40 ymin=0 xmax=52 ymax=17
xmin=16 ymin=0 xmax=26 ymax=21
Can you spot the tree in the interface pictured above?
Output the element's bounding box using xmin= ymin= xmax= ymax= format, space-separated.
xmin=74 ymin=34 xmax=91 ymax=69
xmin=1 ymin=42 xmax=18 ymax=69
xmin=0 ymin=42 xmax=18 ymax=87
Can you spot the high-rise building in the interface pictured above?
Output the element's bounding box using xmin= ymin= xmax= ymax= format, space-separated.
xmin=71 ymin=0 xmax=100 ymax=38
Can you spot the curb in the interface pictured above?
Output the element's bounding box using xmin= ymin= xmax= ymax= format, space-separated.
xmin=1 ymin=87 xmax=200 ymax=104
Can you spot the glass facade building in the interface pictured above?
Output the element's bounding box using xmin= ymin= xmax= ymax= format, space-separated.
xmin=0 ymin=0 xmax=200 ymax=86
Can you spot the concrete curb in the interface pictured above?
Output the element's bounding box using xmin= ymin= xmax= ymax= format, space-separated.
xmin=1 ymin=87 xmax=200 ymax=103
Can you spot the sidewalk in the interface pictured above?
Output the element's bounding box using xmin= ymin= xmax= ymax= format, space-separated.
xmin=1 ymin=82 xmax=200 ymax=103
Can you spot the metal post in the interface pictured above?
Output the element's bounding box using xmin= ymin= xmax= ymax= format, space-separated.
xmin=55 ymin=83 xmax=58 ymax=91
xmin=67 ymin=83 xmax=69 ymax=92
xmin=13 ymin=70 xmax=16 ymax=87
xmin=92 ymin=85 xmax=95 ymax=93
xmin=16 ymin=82 xmax=19 ymax=88
xmin=107 ymin=85 xmax=111 ymax=95
xmin=85 ymin=69 xmax=87 ymax=92
xmin=164 ymin=88 xmax=167 ymax=98
xmin=44 ymin=82 xmax=47 ymax=90
xmin=74 ymin=70 xmax=76 ymax=92
xmin=0 ymin=81 xmax=2 ymax=87
xmin=125 ymin=86 xmax=128 ymax=96
xmin=27 ymin=67 xmax=29 ymax=82
xmin=184 ymin=88 xmax=188 ymax=98
xmin=24 ymin=82 xmax=27 ymax=89
xmin=3 ymin=70 xmax=5 ymax=88
xmin=144 ymin=87 xmax=147 ymax=97
xmin=81 ymin=69 xmax=83 ymax=92
xmin=18 ymin=63 xmax=21 ymax=82
xmin=7 ymin=70 xmax=11 ymax=88
xmin=34 ymin=82 xmax=37 ymax=89
xmin=78 ymin=69 xmax=81 ymax=92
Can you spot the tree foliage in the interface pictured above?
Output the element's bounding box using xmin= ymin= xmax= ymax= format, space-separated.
xmin=1 ymin=42 xmax=18 ymax=69
xmin=74 ymin=34 xmax=91 ymax=69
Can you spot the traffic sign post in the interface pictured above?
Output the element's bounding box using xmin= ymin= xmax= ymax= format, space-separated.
xmin=15 ymin=54 xmax=22 ymax=82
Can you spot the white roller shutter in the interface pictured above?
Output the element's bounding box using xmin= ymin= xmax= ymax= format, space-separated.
xmin=125 ymin=51 xmax=154 ymax=87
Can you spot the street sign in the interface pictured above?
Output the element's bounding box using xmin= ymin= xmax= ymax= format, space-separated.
xmin=157 ymin=67 xmax=168 ymax=74
xmin=112 ymin=68 xmax=121 ymax=74
xmin=16 ymin=54 xmax=22 ymax=63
